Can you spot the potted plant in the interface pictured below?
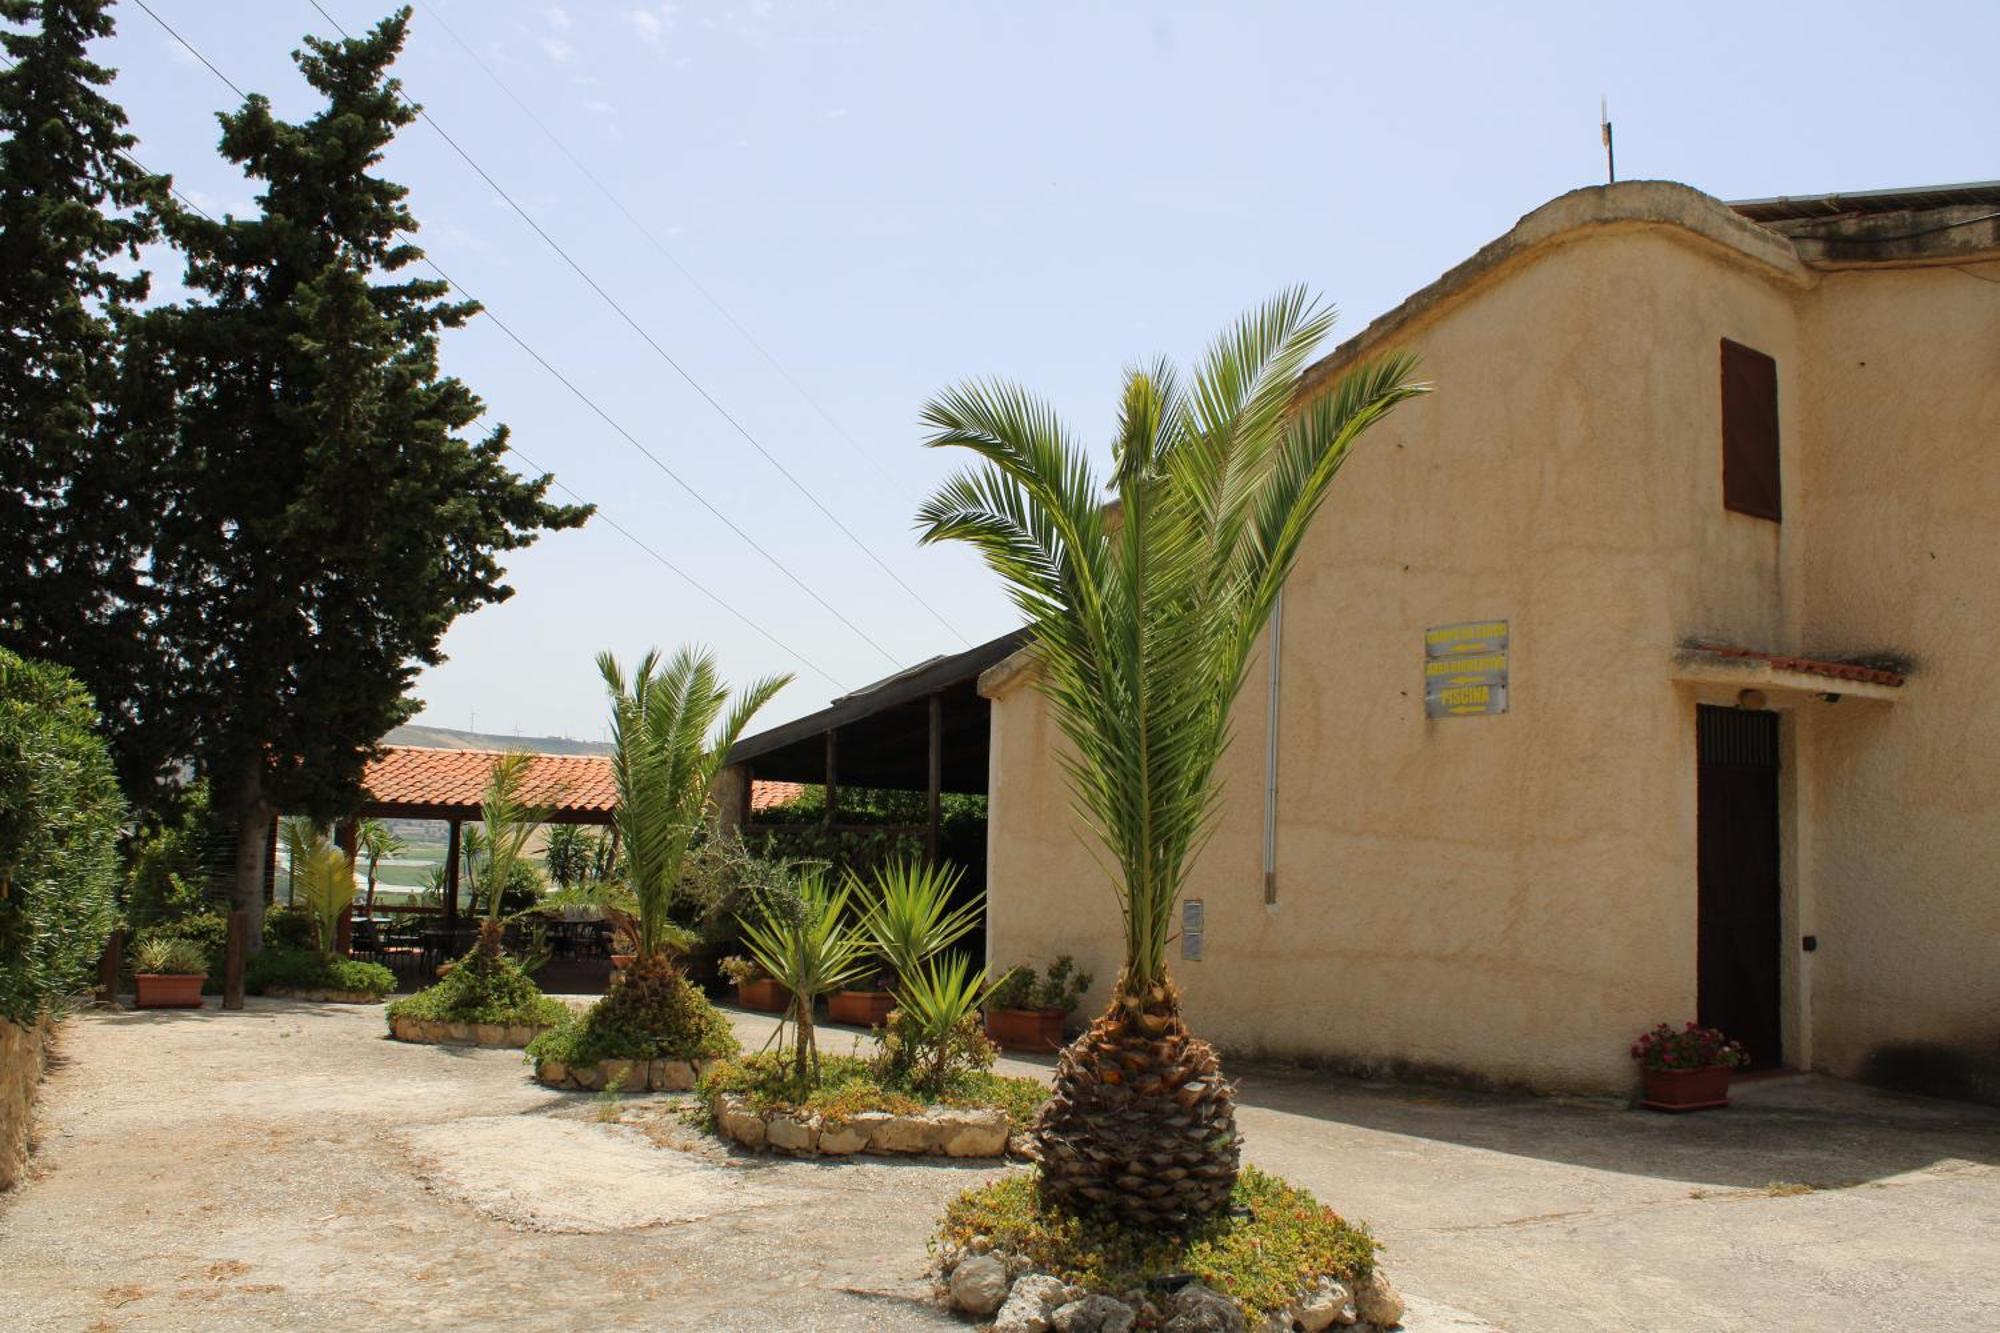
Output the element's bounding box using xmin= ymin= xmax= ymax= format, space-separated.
xmin=826 ymin=971 xmax=896 ymax=1028
xmin=985 ymin=955 xmax=1091 ymax=1052
xmin=133 ymin=936 xmax=209 ymax=1009
xmin=722 ymin=954 xmax=792 ymax=1013
xmin=1631 ymin=1021 xmax=1748 ymax=1112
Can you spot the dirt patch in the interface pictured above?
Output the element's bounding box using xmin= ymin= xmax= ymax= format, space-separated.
xmin=402 ymin=1113 xmax=792 ymax=1232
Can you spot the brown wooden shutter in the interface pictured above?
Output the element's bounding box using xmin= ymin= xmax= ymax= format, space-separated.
xmin=1720 ymin=339 xmax=1781 ymax=521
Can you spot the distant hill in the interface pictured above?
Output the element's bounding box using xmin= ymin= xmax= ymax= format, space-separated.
xmin=384 ymin=723 xmax=610 ymax=756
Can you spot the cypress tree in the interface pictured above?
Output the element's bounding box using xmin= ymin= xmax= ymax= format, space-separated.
xmin=141 ymin=7 xmax=589 ymax=940
xmin=0 ymin=0 xmax=177 ymax=804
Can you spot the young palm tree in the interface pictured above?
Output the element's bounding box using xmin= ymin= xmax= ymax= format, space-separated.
xmin=598 ymin=646 xmax=790 ymax=959
xmin=356 ymin=817 xmax=405 ymax=919
xmin=472 ymin=751 xmax=550 ymax=955
xmin=917 ymin=288 xmax=1425 ymax=1225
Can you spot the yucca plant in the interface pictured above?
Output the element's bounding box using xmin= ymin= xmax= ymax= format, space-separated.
xmin=356 ymin=817 xmax=405 ymax=920
xmin=884 ymin=952 xmax=1002 ymax=1093
xmin=599 ymin=646 xmax=790 ymax=960
xmin=738 ymin=869 xmax=872 ymax=1087
xmin=857 ymin=856 xmax=979 ymax=986
xmin=917 ymin=287 xmax=1425 ymax=1225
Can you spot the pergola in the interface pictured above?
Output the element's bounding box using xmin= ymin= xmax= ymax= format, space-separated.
xmin=722 ymin=628 xmax=1029 ymax=858
xmin=337 ymin=746 xmax=620 ymax=938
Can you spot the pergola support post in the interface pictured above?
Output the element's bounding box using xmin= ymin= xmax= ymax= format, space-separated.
xmin=824 ymin=727 xmax=839 ymax=826
xmin=926 ymin=693 xmax=943 ymax=865
xmin=444 ymin=819 xmax=462 ymax=938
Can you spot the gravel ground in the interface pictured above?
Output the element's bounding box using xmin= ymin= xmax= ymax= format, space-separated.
xmin=0 ymin=999 xmax=992 ymax=1331
xmin=4 ymin=998 xmax=1994 ymax=1331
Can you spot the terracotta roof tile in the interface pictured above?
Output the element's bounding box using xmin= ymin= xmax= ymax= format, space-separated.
xmin=1691 ymin=643 xmax=1906 ymax=688
xmin=360 ymin=747 xmax=808 ymax=819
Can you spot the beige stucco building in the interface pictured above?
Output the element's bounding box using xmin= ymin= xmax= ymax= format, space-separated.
xmin=980 ymin=179 xmax=2000 ymax=1100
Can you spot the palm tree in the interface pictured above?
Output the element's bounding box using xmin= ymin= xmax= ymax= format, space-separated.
xmin=598 ymin=646 xmax=789 ymax=960
xmin=471 ymin=751 xmax=549 ymax=955
xmin=356 ymin=817 xmax=405 ymax=919
xmin=916 ymin=288 xmax=1425 ymax=1225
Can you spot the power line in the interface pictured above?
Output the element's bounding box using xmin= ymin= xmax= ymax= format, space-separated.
xmin=308 ymin=0 xmax=973 ymax=648
xmin=413 ymin=0 xmax=901 ymax=491
xmin=10 ymin=56 xmax=855 ymax=695
xmin=132 ymin=0 xmax=901 ymax=671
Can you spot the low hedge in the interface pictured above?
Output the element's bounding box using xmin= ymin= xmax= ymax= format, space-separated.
xmin=938 ymin=1166 xmax=1376 ymax=1320
xmin=245 ymin=947 xmax=394 ymax=998
xmin=701 ymin=1051 xmax=1047 ymax=1129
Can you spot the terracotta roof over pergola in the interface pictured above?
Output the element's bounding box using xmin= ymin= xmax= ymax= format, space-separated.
xmin=359 ymin=747 xmax=619 ymax=824
xmin=356 ymin=747 xmax=806 ymax=825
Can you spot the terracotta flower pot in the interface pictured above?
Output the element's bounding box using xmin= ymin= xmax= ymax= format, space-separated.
xmin=1640 ymin=1064 xmax=1733 ymax=1112
xmin=735 ymin=978 xmax=794 ymax=1013
xmin=986 ymin=1006 xmax=1067 ymax=1053
xmin=135 ymin=973 xmax=207 ymax=1010
xmin=828 ymin=989 xmax=896 ymax=1028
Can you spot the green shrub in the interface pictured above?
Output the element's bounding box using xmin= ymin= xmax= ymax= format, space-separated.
xmin=123 ymin=781 xmax=234 ymax=925
xmin=131 ymin=913 xmax=229 ymax=995
xmin=264 ymin=905 xmax=315 ymax=952
xmin=528 ymin=953 xmax=737 ymax=1068
xmin=990 ymin=955 xmax=1093 ymax=1014
xmin=699 ymin=1050 xmax=1046 ymax=1129
xmin=0 ymin=650 xmax=122 ymax=1025
xmin=937 ymin=1166 xmax=1376 ymax=1318
xmin=132 ymin=936 xmax=208 ymax=976
xmin=245 ymin=947 xmax=394 ymax=998
xmin=387 ymin=946 xmax=566 ymax=1028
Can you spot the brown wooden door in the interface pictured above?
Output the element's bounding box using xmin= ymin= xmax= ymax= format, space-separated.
xmin=1696 ymin=706 xmax=1783 ymax=1069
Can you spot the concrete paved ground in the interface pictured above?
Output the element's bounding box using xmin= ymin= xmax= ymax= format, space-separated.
xmin=1 ymin=999 xmax=1994 ymax=1331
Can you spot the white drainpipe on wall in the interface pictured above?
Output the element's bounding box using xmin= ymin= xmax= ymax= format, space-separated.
xmin=1263 ymin=589 xmax=1283 ymax=908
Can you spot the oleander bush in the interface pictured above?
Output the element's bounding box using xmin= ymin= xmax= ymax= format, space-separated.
xmin=0 ymin=650 xmax=122 ymax=1025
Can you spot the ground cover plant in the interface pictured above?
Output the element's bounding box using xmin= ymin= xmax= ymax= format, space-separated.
xmin=938 ymin=1166 xmax=1376 ymax=1320
xmin=700 ymin=1051 xmax=1046 ymax=1130
xmin=916 ymin=287 xmax=1425 ymax=1225
xmin=246 ymin=947 xmax=394 ymax=999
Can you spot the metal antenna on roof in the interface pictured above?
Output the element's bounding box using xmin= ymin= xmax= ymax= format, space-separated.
xmin=1600 ymin=96 xmax=1617 ymax=183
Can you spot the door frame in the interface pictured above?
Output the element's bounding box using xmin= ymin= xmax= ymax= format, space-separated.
xmin=1685 ymin=688 xmax=1810 ymax=1072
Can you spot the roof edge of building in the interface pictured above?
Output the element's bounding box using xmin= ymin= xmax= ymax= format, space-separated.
xmin=1300 ymin=180 xmax=1813 ymax=395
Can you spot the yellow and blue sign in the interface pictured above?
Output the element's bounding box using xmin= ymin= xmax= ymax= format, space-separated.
xmin=1425 ymin=620 xmax=1509 ymax=718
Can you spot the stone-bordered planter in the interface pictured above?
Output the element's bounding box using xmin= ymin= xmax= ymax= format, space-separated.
xmin=709 ymin=1091 xmax=1014 ymax=1159
xmin=389 ymin=1015 xmax=550 ymax=1048
xmin=536 ymin=1057 xmax=710 ymax=1093
xmin=265 ymin=986 xmax=386 ymax=1005
xmin=937 ymin=1245 xmax=1407 ymax=1331
xmin=827 ymin=989 xmax=896 ymax=1028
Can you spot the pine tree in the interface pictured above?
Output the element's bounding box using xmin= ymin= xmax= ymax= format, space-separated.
xmin=140 ymin=7 xmax=589 ymax=941
xmin=0 ymin=0 xmax=177 ymax=804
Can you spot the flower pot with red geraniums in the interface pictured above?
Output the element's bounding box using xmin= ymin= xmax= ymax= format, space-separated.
xmin=133 ymin=937 xmax=209 ymax=1010
xmin=1632 ymin=1021 xmax=1748 ymax=1112
xmin=722 ymin=955 xmax=793 ymax=1013
xmin=984 ymin=956 xmax=1092 ymax=1053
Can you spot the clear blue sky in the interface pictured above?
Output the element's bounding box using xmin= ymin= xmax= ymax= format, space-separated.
xmin=94 ymin=0 xmax=1997 ymax=742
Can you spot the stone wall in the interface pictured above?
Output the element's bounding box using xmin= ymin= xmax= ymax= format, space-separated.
xmin=0 ymin=1016 xmax=51 ymax=1192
